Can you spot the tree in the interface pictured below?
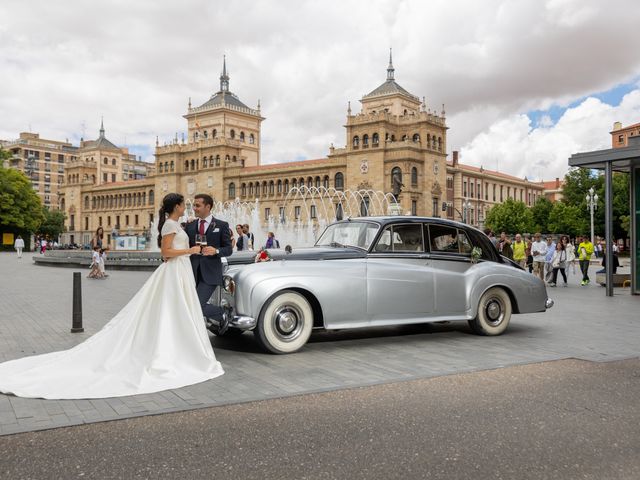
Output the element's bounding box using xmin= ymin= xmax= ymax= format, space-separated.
xmin=38 ymin=207 xmax=66 ymax=240
xmin=530 ymin=196 xmax=553 ymax=233
xmin=484 ymin=199 xmax=533 ymax=234
xmin=547 ymin=202 xmax=585 ymax=237
xmin=0 ymin=166 xmax=45 ymax=233
xmin=0 ymin=147 xmax=10 ymax=165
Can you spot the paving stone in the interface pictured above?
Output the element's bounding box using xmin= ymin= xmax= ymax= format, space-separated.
xmin=0 ymin=252 xmax=638 ymax=436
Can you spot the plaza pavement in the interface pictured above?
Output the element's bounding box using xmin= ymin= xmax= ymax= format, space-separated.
xmin=0 ymin=251 xmax=638 ymax=436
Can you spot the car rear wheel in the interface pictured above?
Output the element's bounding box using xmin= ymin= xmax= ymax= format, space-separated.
xmin=255 ymin=290 xmax=314 ymax=354
xmin=468 ymin=287 xmax=512 ymax=336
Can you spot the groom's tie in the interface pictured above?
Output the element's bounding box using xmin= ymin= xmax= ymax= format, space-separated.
xmin=199 ymin=219 xmax=206 ymax=236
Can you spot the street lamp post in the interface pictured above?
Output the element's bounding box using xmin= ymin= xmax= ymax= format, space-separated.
xmin=586 ymin=186 xmax=598 ymax=246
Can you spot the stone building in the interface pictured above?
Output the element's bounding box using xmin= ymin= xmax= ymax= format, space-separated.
xmin=55 ymin=56 xmax=547 ymax=246
xmin=611 ymin=121 xmax=640 ymax=148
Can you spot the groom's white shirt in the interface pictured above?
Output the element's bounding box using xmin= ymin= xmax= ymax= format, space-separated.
xmin=198 ymin=214 xmax=214 ymax=233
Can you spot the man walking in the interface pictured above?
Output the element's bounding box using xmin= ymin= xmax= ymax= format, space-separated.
xmin=577 ymin=235 xmax=594 ymax=286
xmin=544 ymin=236 xmax=556 ymax=284
xmin=531 ymin=233 xmax=547 ymax=282
xmin=186 ymin=193 xmax=233 ymax=334
xmin=512 ymin=233 xmax=526 ymax=268
xmin=14 ymin=235 xmax=25 ymax=258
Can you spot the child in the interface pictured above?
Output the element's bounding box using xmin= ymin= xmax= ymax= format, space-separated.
xmin=99 ymin=248 xmax=109 ymax=278
xmin=88 ymin=246 xmax=104 ymax=279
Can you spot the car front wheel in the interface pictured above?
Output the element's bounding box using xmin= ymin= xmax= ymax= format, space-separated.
xmin=255 ymin=290 xmax=314 ymax=354
xmin=468 ymin=287 xmax=512 ymax=336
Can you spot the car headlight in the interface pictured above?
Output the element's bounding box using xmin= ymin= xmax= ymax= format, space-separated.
xmin=223 ymin=276 xmax=235 ymax=295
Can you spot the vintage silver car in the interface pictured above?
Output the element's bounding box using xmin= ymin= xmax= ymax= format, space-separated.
xmin=212 ymin=217 xmax=554 ymax=354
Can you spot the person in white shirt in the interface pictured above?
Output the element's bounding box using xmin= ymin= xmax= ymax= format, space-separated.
xmin=531 ymin=232 xmax=548 ymax=282
xmin=235 ymin=224 xmax=249 ymax=251
xmin=99 ymin=248 xmax=109 ymax=277
xmin=14 ymin=236 xmax=25 ymax=258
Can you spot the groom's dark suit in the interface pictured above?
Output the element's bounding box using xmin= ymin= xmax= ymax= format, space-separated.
xmin=185 ymin=216 xmax=233 ymax=321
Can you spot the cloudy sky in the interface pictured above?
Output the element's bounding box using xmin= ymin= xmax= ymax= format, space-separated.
xmin=2 ymin=0 xmax=640 ymax=181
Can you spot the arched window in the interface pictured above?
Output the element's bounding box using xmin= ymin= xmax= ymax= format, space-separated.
xmin=411 ymin=167 xmax=418 ymax=186
xmin=212 ymin=129 xmax=217 ymax=138
xmin=203 ymin=130 xmax=208 ymax=138
xmin=228 ymin=182 xmax=236 ymax=199
xmin=391 ymin=167 xmax=402 ymax=188
xmin=194 ymin=132 xmax=199 ymax=141
xmin=92 ymin=174 xmax=96 ymax=184
xmin=249 ymin=183 xmax=254 ymax=196
xmin=403 ymin=109 xmax=408 ymax=115
xmin=142 ymin=192 xmax=146 ymax=205
xmin=401 ymin=135 xmax=407 ymax=141
xmin=249 ymin=133 xmax=255 ymax=144
xmin=269 ymin=181 xmax=274 ymax=195
xmin=148 ymin=190 xmax=154 ymax=206
xmin=103 ymin=157 xmax=108 ymax=164
xmin=230 ymin=129 xmax=235 ymax=139
xmin=241 ymin=183 xmax=247 ymax=197
xmin=390 ymin=134 xmax=396 ymax=142
xmin=352 ymin=136 xmax=360 ymax=148
xmin=315 ymin=176 xmax=321 ymax=188
xmin=60 ymin=198 xmax=65 ymax=211
xmin=112 ymin=158 xmax=116 ymax=165
xmin=307 ymin=176 xmax=313 ymax=186
xmin=413 ymin=133 xmax=420 ymax=142
xmin=362 ymin=134 xmax=369 ymax=146
xmin=292 ymin=178 xmax=297 ymax=189
xmin=164 ymin=162 xmax=168 ymax=172
xmin=427 ymin=134 xmax=431 ymax=148
xmin=277 ymin=179 xmax=282 ymax=193
xmin=184 ymin=160 xmax=189 ymax=171
xmin=438 ymin=137 xmax=442 ymax=151
xmin=159 ymin=163 xmax=163 ymax=173
xmin=202 ymin=157 xmax=208 ymax=168
xmin=262 ymin=181 xmax=267 ymax=196
xmin=84 ymin=196 xmax=89 ymax=210
xmin=92 ymin=197 xmax=96 ymax=209
xmin=323 ymin=176 xmax=329 ymax=189
xmin=284 ymin=179 xmax=289 ymax=193
xmin=225 ymin=155 xmax=230 ymax=162
xmin=190 ymin=159 xmax=195 ymax=170
xmin=215 ymin=155 xmax=220 ymax=166
xmin=240 ymin=132 xmax=245 ymax=142
xmin=170 ymin=161 xmax=174 ymax=172
xmin=372 ymin=133 xmax=379 ymax=146
xmin=335 ymin=172 xmax=344 ymax=191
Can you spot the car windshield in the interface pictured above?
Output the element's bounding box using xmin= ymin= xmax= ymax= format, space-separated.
xmin=315 ymin=221 xmax=380 ymax=250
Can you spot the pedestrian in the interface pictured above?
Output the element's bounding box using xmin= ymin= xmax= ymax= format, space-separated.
xmin=14 ymin=235 xmax=25 ymax=258
xmin=531 ymin=233 xmax=547 ymax=282
xmin=242 ymin=224 xmax=254 ymax=250
xmin=498 ymin=232 xmax=513 ymax=260
xmin=577 ymin=235 xmax=594 ymax=285
xmin=544 ymin=236 xmax=555 ymax=283
xmin=229 ymin=228 xmax=236 ymax=250
xmin=512 ymin=233 xmax=526 ymax=268
xmin=87 ymin=245 xmax=105 ymax=279
xmin=235 ymin=224 xmax=249 ymax=251
xmin=40 ymin=238 xmax=47 ymax=254
xmin=561 ymin=235 xmax=576 ymax=280
xmin=550 ymin=242 xmax=568 ymax=287
xmin=264 ymin=231 xmax=280 ymax=249
xmin=92 ymin=227 xmax=104 ymax=249
xmin=99 ymin=248 xmax=109 ymax=278
xmin=525 ymin=235 xmax=534 ymax=273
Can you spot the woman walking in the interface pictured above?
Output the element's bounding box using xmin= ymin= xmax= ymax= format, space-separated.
xmin=14 ymin=235 xmax=25 ymax=258
xmin=550 ymin=242 xmax=568 ymax=287
xmin=87 ymin=246 xmax=105 ymax=279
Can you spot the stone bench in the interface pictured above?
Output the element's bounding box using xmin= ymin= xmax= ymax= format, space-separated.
xmin=33 ymin=250 xmax=162 ymax=271
xmin=595 ymin=272 xmax=631 ymax=287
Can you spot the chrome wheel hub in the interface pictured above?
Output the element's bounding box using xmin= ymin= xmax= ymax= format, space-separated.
xmin=485 ymin=299 xmax=504 ymax=326
xmin=273 ymin=305 xmax=304 ymax=341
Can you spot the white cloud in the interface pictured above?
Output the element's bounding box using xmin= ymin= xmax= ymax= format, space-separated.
xmin=0 ymin=0 xmax=640 ymax=171
xmin=459 ymin=90 xmax=640 ymax=180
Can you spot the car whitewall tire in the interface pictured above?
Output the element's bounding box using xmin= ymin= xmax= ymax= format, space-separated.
xmin=468 ymin=287 xmax=512 ymax=336
xmin=255 ymin=290 xmax=314 ymax=354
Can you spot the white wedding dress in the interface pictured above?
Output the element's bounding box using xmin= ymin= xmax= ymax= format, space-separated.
xmin=0 ymin=219 xmax=224 ymax=399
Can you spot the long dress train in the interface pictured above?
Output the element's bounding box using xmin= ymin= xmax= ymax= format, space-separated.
xmin=0 ymin=219 xmax=224 ymax=399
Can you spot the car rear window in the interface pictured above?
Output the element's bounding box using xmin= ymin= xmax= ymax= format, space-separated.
xmin=428 ymin=224 xmax=473 ymax=255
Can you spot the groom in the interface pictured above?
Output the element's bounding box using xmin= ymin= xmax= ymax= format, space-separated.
xmin=186 ymin=193 xmax=233 ymax=334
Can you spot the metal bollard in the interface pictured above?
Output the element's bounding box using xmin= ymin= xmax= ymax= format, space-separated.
xmin=71 ymin=272 xmax=84 ymax=333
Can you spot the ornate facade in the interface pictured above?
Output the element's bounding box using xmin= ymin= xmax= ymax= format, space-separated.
xmin=55 ymin=55 xmax=546 ymax=246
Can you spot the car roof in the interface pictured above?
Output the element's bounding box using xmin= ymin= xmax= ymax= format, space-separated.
xmin=336 ymin=216 xmax=483 ymax=232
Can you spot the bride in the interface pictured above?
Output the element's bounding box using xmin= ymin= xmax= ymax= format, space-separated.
xmin=0 ymin=193 xmax=224 ymax=399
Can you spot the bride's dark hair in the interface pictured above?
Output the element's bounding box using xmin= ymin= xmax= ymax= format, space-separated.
xmin=157 ymin=193 xmax=184 ymax=248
